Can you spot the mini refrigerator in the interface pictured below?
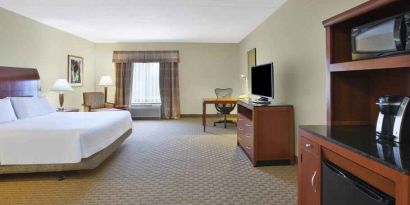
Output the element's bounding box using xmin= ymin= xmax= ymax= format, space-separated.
xmin=322 ymin=162 xmax=395 ymax=205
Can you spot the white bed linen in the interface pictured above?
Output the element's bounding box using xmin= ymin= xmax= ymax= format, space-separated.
xmin=0 ymin=111 xmax=132 ymax=165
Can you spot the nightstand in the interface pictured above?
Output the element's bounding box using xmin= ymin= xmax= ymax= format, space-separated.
xmin=57 ymin=108 xmax=80 ymax=112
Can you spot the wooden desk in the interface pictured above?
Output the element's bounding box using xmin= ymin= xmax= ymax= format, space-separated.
xmin=202 ymin=98 xmax=237 ymax=132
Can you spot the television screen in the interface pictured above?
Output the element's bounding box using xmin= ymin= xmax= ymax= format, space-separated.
xmin=251 ymin=63 xmax=274 ymax=98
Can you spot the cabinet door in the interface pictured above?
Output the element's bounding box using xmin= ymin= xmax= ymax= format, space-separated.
xmin=298 ymin=139 xmax=320 ymax=205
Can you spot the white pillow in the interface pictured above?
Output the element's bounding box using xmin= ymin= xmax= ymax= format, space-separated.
xmin=0 ymin=98 xmax=18 ymax=123
xmin=10 ymin=96 xmax=55 ymax=119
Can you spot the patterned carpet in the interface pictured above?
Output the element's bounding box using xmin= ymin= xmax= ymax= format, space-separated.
xmin=0 ymin=118 xmax=297 ymax=205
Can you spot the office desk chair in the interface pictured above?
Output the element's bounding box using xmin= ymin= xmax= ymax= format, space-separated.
xmin=214 ymin=88 xmax=236 ymax=128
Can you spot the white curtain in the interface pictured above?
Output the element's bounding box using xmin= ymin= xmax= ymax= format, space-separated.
xmin=131 ymin=63 xmax=161 ymax=104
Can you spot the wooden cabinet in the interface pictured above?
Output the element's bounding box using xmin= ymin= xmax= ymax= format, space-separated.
xmin=298 ymin=1 xmax=410 ymax=204
xmin=298 ymin=127 xmax=410 ymax=205
xmin=298 ymin=136 xmax=320 ymax=205
xmin=236 ymin=100 xmax=295 ymax=166
xmin=323 ymin=0 xmax=410 ymax=126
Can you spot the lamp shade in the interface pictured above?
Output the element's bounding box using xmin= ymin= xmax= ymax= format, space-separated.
xmin=50 ymin=79 xmax=73 ymax=92
xmin=99 ymin=76 xmax=113 ymax=86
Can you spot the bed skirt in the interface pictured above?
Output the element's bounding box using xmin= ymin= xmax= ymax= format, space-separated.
xmin=0 ymin=129 xmax=132 ymax=175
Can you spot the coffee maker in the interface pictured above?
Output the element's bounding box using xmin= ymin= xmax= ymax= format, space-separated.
xmin=376 ymin=96 xmax=410 ymax=143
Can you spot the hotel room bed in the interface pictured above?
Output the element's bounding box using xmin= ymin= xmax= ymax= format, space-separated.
xmin=0 ymin=111 xmax=132 ymax=165
xmin=0 ymin=66 xmax=132 ymax=174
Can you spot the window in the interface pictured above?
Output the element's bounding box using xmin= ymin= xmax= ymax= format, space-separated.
xmin=131 ymin=63 xmax=161 ymax=104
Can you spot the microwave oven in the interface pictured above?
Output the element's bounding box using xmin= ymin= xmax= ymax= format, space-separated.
xmin=351 ymin=12 xmax=410 ymax=60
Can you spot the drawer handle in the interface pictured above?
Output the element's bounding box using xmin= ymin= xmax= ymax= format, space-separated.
xmin=311 ymin=171 xmax=317 ymax=193
xmin=246 ymin=123 xmax=252 ymax=127
xmin=245 ymin=134 xmax=251 ymax=138
xmin=238 ymin=118 xmax=243 ymax=121
xmin=238 ymin=127 xmax=244 ymax=131
xmin=305 ymin=143 xmax=312 ymax=148
xmin=245 ymin=146 xmax=252 ymax=150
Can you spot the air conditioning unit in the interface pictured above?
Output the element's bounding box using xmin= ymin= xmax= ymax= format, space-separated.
xmin=129 ymin=104 xmax=161 ymax=119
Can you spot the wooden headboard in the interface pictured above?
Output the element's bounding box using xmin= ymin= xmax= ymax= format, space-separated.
xmin=0 ymin=66 xmax=40 ymax=98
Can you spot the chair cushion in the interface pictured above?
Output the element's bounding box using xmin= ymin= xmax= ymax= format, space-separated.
xmin=91 ymin=108 xmax=122 ymax=112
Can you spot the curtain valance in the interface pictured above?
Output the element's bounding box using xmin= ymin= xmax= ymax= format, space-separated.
xmin=113 ymin=51 xmax=179 ymax=63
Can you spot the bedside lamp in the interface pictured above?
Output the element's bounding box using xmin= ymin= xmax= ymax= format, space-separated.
xmin=51 ymin=79 xmax=73 ymax=110
xmin=99 ymin=76 xmax=113 ymax=102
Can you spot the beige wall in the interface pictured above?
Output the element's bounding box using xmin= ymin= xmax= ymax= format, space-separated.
xmin=0 ymin=6 xmax=240 ymax=115
xmin=95 ymin=43 xmax=240 ymax=114
xmin=239 ymin=0 xmax=366 ymax=132
xmin=0 ymin=7 xmax=96 ymax=109
xmin=0 ymin=0 xmax=369 ymax=121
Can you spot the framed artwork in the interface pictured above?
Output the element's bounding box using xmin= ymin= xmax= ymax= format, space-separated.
xmin=247 ymin=48 xmax=256 ymax=92
xmin=67 ymin=55 xmax=83 ymax=87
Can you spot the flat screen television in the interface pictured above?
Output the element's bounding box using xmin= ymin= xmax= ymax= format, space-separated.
xmin=251 ymin=63 xmax=274 ymax=102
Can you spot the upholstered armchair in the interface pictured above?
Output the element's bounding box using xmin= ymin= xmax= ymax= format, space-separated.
xmin=83 ymin=92 xmax=126 ymax=112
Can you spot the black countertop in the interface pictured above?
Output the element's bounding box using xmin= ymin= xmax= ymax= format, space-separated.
xmin=300 ymin=125 xmax=410 ymax=175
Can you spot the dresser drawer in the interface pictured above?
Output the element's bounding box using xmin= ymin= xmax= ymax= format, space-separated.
xmin=299 ymin=136 xmax=319 ymax=156
xmin=237 ymin=114 xmax=253 ymax=134
xmin=242 ymin=143 xmax=253 ymax=158
xmin=237 ymin=114 xmax=247 ymax=129
xmin=238 ymin=133 xmax=254 ymax=158
xmin=243 ymin=121 xmax=253 ymax=134
xmin=238 ymin=124 xmax=253 ymax=138
xmin=237 ymin=113 xmax=252 ymax=124
xmin=239 ymin=137 xmax=254 ymax=158
xmin=238 ymin=131 xmax=253 ymax=146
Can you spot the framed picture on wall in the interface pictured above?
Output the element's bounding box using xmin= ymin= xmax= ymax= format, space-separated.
xmin=67 ymin=55 xmax=83 ymax=87
xmin=247 ymin=48 xmax=256 ymax=92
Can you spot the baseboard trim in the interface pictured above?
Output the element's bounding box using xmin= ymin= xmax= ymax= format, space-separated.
xmin=180 ymin=114 xmax=237 ymax=118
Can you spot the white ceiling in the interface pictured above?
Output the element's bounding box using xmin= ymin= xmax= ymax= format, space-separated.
xmin=0 ymin=0 xmax=287 ymax=43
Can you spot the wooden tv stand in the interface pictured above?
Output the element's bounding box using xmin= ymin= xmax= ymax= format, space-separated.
xmin=236 ymin=100 xmax=295 ymax=166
